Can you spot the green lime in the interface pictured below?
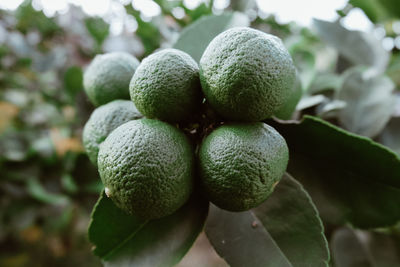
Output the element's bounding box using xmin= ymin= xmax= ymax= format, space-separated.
xmin=130 ymin=48 xmax=201 ymax=122
xmin=274 ymin=73 xmax=302 ymax=120
xmin=198 ymin=122 xmax=289 ymax=211
xmin=84 ymin=52 xmax=139 ymax=106
xmin=82 ymin=100 xmax=142 ymax=165
xmin=200 ymin=27 xmax=296 ymax=121
xmin=97 ymin=118 xmax=194 ymax=219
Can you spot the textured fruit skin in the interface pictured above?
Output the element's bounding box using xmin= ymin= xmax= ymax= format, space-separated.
xmin=199 ymin=27 xmax=296 ymax=121
xmin=84 ymin=52 xmax=140 ymax=106
xmin=198 ymin=122 xmax=289 ymax=211
xmin=130 ymin=48 xmax=201 ymax=122
xmin=97 ymin=118 xmax=194 ymax=219
xmin=82 ymin=100 xmax=142 ymax=166
xmin=274 ymin=73 xmax=302 ymax=120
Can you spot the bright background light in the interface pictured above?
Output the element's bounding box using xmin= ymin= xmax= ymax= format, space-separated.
xmin=256 ymin=0 xmax=373 ymax=32
xmin=0 ymin=0 xmax=25 ymax=10
xmin=256 ymin=0 xmax=346 ymax=25
xmin=0 ymin=0 xmax=376 ymax=33
xmin=132 ymin=0 xmax=161 ymax=17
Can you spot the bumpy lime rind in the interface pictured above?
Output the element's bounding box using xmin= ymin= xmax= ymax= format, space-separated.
xmin=97 ymin=118 xmax=194 ymax=219
xmin=199 ymin=122 xmax=289 ymax=211
xmin=200 ymin=27 xmax=296 ymax=121
xmin=83 ymin=100 xmax=142 ymax=165
xmin=84 ymin=52 xmax=140 ymax=106
xmin=130 ymin=48 xmax=201 ymax=122
xmin=274 ymin=73 xmax=302 ymax=120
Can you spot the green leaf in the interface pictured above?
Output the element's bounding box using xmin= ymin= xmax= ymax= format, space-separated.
xmin=85 ymin=17 xmax=110 ymax=46
xmin=15 ymin=2 xmax=60 ymax=37
xmin=230 ymin=0 xmax=256 ymax=12
xmin=271 ymin=115 xmax=400 ymax=228
xmin=296 ymin=94 xmax=327 ymax=111
xmin=63 ymin=66 xmax=83 ymax=98
xmin=349 ymin=0 xmax=390 ymax=23
xmin=379 ymin=117 xmax=400 ymax=155
xmin=312 ymin=19 xmax=389 ymax=73
xmin=88 ymin=192 xmax=208 ymax=267
xmin=205 ymin=174 xmax=329 ymax=267
xmin=135 ymin=18 xmax=161 ymax=56
xmin=173 ymin=12 xmax=249 ymax=62
xmin=183 ymin=2 xmax=213 ymax=22
xmin=316 ymin=99 xmax=346 ymax=119
xmin=350 ymin=0 xmax=400 ymax=22
xmin=124 ymin=6 xmax=161 ymax=56
xmin=61 ymin=174 xmax=78 ymax=194
xmin=308 ymin=72 xmax=342 ymax=94
xmin=291 ymin=49 xmax=316 ymax=91
xmin=253 ymin=174 xmax=329 ymax=266
xmin=336 ymin=67 xmax=395 ymax=138
xmin=387 ymin=54 xmax=400 ymax=87
xmin=331 ymin=227 xmax=400 ymax=267
xmin=26 ymin=178 xmax=70 ymax=206
xmin=331 ymin=227 xmax=373 ymax=267
xmin=274 ymin=74 xmax=303 ymax=120
xmin=379 ymin=0 xmax=400 ymax=19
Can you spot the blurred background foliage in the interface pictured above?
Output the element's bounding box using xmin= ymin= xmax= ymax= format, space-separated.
xmin=0 ymin=0 xmax=400 ymax=266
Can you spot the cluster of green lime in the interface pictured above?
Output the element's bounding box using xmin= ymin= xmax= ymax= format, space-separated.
xmin=82 ymin=27 xmax=295 ymax=220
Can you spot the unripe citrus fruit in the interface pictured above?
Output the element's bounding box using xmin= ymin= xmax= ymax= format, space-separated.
xmin=84 ymin=52 xmax=139 ymax=106
xmin=199 ymin=27 xmax=296 ymax=121
xmin=130 ymin=48 xmax=201 ymax=122
xmin=97 ymin=118 xmax=194 ymax=219
xmin=198 ymin=122 xmax=289 ymax=211
xmin=274 ymin=73 xmax=302 ymax=120
xmin=82 ymin=100 xmax=142 ymax=166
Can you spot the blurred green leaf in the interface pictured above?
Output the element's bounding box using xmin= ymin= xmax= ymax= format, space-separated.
xmin=309 ymin=72 xmax=343 ymax=94
xmin=47 ymin=205 xmax=75 ymax=231
xmin=380 ymin=0 xmax=400 ymax=18
xmin=387 ymin=53 xmax=400 ymax=87
xmin=173 ymin=12 xmax=250 ymax=62
xmin=63 ymin=66 xmax=83 ymax=98
xmin=336 ymin=67 xmax=395 ymax=138
xmin=205 ymin=174 xmax=329 ymax=267
xmin=124 ymin=6 xmax=161 ymax=56
xmin=349 ymin=0 xmax=390 ymax=23
xmin=152 ymin=0 xmax=173 ymax=13
xmin=316 ymin=99 xmax=346 ymax=119
xmin=183 ymin=2 xmax=213 ymax=23
xmin=230 ymin=0 xmax=256 ymax=12
xmin=350 ymin=0 xmax=400 ymax=22
xmin=85 ymin=17 xmax=110 ymax=46
xmin=313 ymin=19 xmax=389 ymax=73
xmin=379 ymin=117 xmax=400 ymax=155
xmin=26 ymin=178 xmax=69 ymax=206
xmin=88 ymin=192 xmax=208 ymax=266
xmin=61 ymin=174 xmax=78 ymax=194
xmin=15 ymin=1 xmax=60 ymax=37
xmin=0 ymin=45 xmax=10 ymax=58
xmin=135 ymin=21 xmax=161 ymax=56
xmin=296 ymin=94 xmax=327 ymax=111
xmin=332 ymin=227 xmax=373 ymax=267
xmin=271 ymin=116 xmax=400 ymax=228
xmin=82 ymin=180 xmax=104 ymax=194
xmin=331 ymin=227 xmax=400 ymax=267
xmin=291 ymin=49 xmax=316 ymax=91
